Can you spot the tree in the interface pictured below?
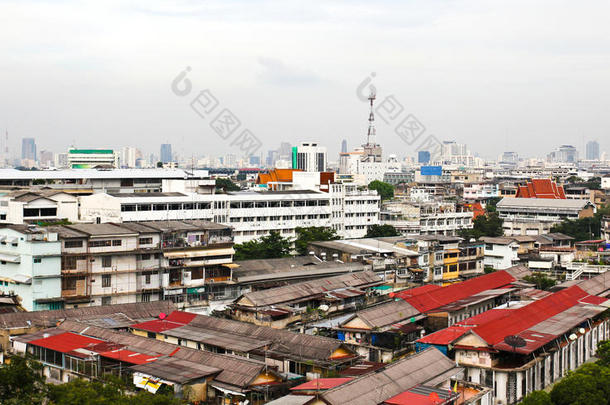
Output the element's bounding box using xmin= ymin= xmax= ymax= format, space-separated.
xmin=234 ymin=231 xmax=292 ymax=260
xmin=368 ymin=180 xmax=394 ymax=200
xmin=520 ymin=391 xmax=552 ymax=405
xmin=215 ymin=178 xmax=240 ymax=192
xmin=47 ymin=375 xmax=182 ymax=405
xmin=523 ymin=273 xmax=556 ymax=290
xmin=366 ymin=224 xmax=399 ymax=238
xmin=459 ymin=212 xmax=504 ymax=239
xmin=597 ymin=340 xmax=610 ymax=367
xmin=550 ymin=372 xmax=607 ymax=405
xmin=551 ymin=203 xmax=610 ymax=241
xmin=485 ymin=197 xmax=502 ymax=213
xmin=294 ymin=227 xmax=339 ymax=256
xmin=0 ymin=355 xmax=46 ymax=405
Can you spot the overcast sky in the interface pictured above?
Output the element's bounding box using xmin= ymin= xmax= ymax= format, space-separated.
xmin=1 ymin=0 xmax=609 ymax=161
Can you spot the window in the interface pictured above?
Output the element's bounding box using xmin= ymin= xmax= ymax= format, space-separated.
xmin=33 ymin=257 xmax=42 ymax=264
xmin=145 ymin=272 xmax=151 ymax=284
xmin=120 ymin=205 xmax=136 ymax=212
xmin=65 ymin=240 xmax=83 ymax=248
xmin=139 ymin=237 xmax=153 ymax=245
xmin=101 ymin=296 xmax=112 ymax=305
xmin=102 ymin=256 xmax=112 ymax=268
xmin=102 ymin=274 xmax=111 ymax=288
xmin=112 ymin=240 xmax=122 ymax=246
xmin=137 ymin=204 xmax=151 ymax=211
xmin=89 ymin=240 xmax=111 ymax=248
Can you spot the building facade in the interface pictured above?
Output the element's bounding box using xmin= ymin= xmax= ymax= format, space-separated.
xmin=0 ymin=225 xmax=62 ymax=311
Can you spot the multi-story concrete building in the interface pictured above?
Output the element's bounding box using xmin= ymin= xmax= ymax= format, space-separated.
xmin=479 ymin=236 xmax=520 ymax=270
xmin=401 ymin=235 xmax=484 ymax=283
xmin=48 ymin=221 xmax=234 ymax=308
xmin=0 ymin=191 xmax=79 ymax=225
xmin=0 ymin=225 xmax=62 ymax=311
xmin=497 ymin=198 xmax=595 ymax=236
xmin=292 ymin=142 xmax=327 ymax=172
xmin=79 ymin=186 xmax=380 ymax=243
xmin=0 ymin=168 xmax=214 ymax=195
xmin=67 ymin=148 xmax=119 ymax=169
xmin=463 ymin=183 xmax=500 ymax=201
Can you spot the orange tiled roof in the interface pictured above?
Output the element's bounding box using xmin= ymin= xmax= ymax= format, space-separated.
xmin=516 ymin=179 xmax=565 ymax=199
xmin=256 ymin=168 xmax=302 ymax=185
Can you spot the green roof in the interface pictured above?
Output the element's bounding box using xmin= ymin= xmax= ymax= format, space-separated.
xmin=69 ymin=149 xmax=114 ymax=154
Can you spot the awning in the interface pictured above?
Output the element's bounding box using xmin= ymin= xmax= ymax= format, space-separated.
xmin=0 ymin=253 xmax=21 ymax=263
xmin=9 ymin=274 xmax=31 ymax=284
xmin=223 ymin=263 xmax=240 ymax=269
xmin=164 ymin=247 xmax=235 ymax=259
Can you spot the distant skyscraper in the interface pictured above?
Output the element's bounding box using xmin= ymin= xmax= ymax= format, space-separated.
xmin=418 ymin=151 xmax=430 ymax=164
xmin=39 ymin=150 xmax=54 ymax=167
xmin=547 ymin=145 xmax=578 ymax=163
xmin=341 ymin=139 xmax=348 ymax=153
xmin=279 ymin=142 xmax=292 ymax=159
xmin=160 ymin=144 xmax=172 ymax=163
xmin=249 ymin=155 xmax=261 ymax=166
xmin=21 ymin=138 xmax=36 ymax=161
xmin=586 ymin=141 xmax=600 ymax=160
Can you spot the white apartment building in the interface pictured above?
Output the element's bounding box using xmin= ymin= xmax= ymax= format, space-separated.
xmin=293 ymin=142 xmax=327 ymax=172
xmin=79 ymin=187 xmax=380 ymax=243
xmin=479 ymin=236 xmax=520 ymax=270
xmin=0 ymin=191 xmax=79 ymax=225
xmin=463 ymin=183 xmax=500 ymax=201
xmin=338 ymin=149 xmax=400 ymax=185
xmin=497 ymin=198 xmax=596 ymax=236
xmin=0 ymin=168 xmax=214 ymax=195
xmin=0 ymin=225 xmax=62 ymax=311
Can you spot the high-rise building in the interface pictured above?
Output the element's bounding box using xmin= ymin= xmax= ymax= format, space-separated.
xmin=160 ymin=144 xmax=172 ymax=164
xmin=586 ymin=141 xmax=600 ymax=160
xmin=21 ymin=138 xmax=36 ymax=161
xmin=341 ymin=139 xmax=348 ymax=153
xmin=121 ymin=146 xmax=138 ymax=168
xmin=418 ymin=151 xmax=430 ymax=164
xmin=547 ymin=145 xmax=578 ymax=163
xmin=279 ymin=142 xmax=292 ymax=159
xmin=292 ymin=142 xmax=327 ymax=172
xmin=39 ymin=150 xmax=54 ymax=167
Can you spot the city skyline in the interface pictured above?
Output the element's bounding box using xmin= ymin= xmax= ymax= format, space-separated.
xmin=2 ymin=1 xmax=610 ymax=161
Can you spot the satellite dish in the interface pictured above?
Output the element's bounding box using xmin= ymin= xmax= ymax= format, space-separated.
xmin=578 ymin=328 xmax=585 ymax=334
xmin=569 ymin=334 xmax=577 ymax=341
xmin=318 ymin=304 xmax=330 ymax=312
xmin=504 ymin=335 xmax=526 ymax=352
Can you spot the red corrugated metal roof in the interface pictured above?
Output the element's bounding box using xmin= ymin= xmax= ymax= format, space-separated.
xmin=390 ymin=284 xmax=442 ymax=300
xmin=417 ymin=326 xmax=472 ymax=345
xmin=384 ymin=390 xmax=444 ymax=405
xmin=130 ymin=311 xmax=196 ymax=333
xmin=99 ymin=349 xmax=158 ymax=365
xmin=395 ymin=271 xmax=517 ymax=313
xmin=28 ymin=332 xmax=104 ymax=353
xmin=580 ymin=295 xmax=608 ymax=305
xmin=165 ymin=311 xmax=197 ymax=324
xmin=456 ymin=309 xmax=513 ymax=326
xmin=291 ymin=378 xmax=353 ymax=391
xmin=474 ymin=286 xmax=588 ymax=345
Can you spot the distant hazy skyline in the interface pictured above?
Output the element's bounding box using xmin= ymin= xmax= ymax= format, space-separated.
xmin=1 ymin=0 xmax=609 ymax=161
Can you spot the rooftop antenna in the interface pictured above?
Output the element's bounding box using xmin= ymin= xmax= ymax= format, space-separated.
xmin=366 ymin=90 xmax=376 ymax=146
